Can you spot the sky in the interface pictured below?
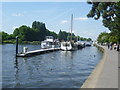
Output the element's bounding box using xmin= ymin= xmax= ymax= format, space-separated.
xmin=2 ymin=2 xmax=110 ymax=40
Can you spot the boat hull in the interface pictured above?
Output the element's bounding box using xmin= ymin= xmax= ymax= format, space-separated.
xmin=61 ymin=41 xmax=77 ymax=51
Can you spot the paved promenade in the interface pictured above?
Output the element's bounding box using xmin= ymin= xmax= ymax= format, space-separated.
xmin=81 ymin=46 xmax=119 ymax=88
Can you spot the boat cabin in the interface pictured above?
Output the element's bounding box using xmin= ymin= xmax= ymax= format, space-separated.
xmin=46 ymin=36 xmax=54 ymax=42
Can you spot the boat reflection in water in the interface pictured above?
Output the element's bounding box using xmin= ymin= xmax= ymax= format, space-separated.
xmin=61 ymin=50 xmax=72 ymax=57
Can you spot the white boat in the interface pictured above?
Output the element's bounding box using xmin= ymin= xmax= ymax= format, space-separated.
xmin=60 ymin=14 xmax=77 ymax=51
xmin=61 ymin=41 xmax=78 ymax=51
xmin=75 ymin=41 xmax=85 ymax=49
xmin=85 ymin=41 xmax=92 ymax=46
xmin=41 ymin=36 xmax=60 ymax=49
xmin=41 ymin=36 xmax=54 ymax=49
xmin=61 ymin=41 xmax=72 ymax=51
xmin=54 ymin=39 xmax=61 ymax=48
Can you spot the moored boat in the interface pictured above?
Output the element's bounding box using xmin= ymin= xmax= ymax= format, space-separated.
xmin=85 ymin=41 xmax=92 ymax=46
xmin=41 ymin=36 xmax=60 ymax=49
xmin=75 ymin=41 xmax=85 ymax=49
xmin=61 ymin=41 xmax=72 ymax=51
xmin=60 ymin=14 xmax=77 ymax=51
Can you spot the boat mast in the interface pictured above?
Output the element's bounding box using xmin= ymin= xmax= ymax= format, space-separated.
xmin=77 ymin=36 xmax=78 ymax=41
xmin=70 ymin=14 xmax=73 ymax=42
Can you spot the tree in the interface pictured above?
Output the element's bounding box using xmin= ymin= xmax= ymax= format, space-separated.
xmin=2 ymin=21 xmax=92 ymax=43
xmin=13 ymin=21 xmax=58 ymax=41
xmin=13 ymin=25 xmax=35 ymax=41
xmin=1 ymin=31 xmax=9 ymax=41
xmin=32 ymin=21 xmax=47 ymax=41
xmin=87 ymin=38 xmax=92 ymax=41
xmin=97 ymin=32 xmax=110 ymax=43
xmin=87 ymin=1 xmax=120 ymax=43
xmin=46 ymin=29 xmax=57 ymax=39
xmin=58 ymin=30 xmax=64 ymax=41
xmin=58 ymin=30 xmax=71 ymax=41
xmin=7 ymin=34 xmax=15 ymax=40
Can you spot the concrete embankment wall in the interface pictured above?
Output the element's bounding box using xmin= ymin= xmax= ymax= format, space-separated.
xmin=81 ymin=44 xmax=107 ymax=88
xmin=94 ymin=44 xmax=104 ymax=53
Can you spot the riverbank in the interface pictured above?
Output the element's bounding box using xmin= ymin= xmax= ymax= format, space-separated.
xmin=81 ymin=45 xmax=118 ymax=88
xmin=1 ymin=40 xmax=41 ymax=45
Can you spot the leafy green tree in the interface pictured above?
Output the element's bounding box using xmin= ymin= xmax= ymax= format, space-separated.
xmin=0 ymin=32 xmax=2 ymax=43
xmin=7 ymin=34 xmax=15 ymax=40
xmin=1 ymin=31 xmax=9 ymax=41
xmin=109 ymin=35 xmax=118 ymax=43
xmin=58 ymin=30 xmax=71 ymax=41
xmin=87 ymin=38 xmax=92 ymax=41
xmin=13 ymin=25 xmax=35 ymax=41
xmin=58 ymin=30 xmax=64 ymax=41
xmin=13 ymin=21 xmax=58 ymax=41
xmin=97 ymin=32 xmax=110 ymax=43
xmin=87 ymin=1 xmax=120 ymax=43
xmin=2 ymin=21 xmax=92 ymax=43
xmin=46 ymin=29 xmax=58 ymax=39
xmin=32 ymin=21 xmax=47 ymax=41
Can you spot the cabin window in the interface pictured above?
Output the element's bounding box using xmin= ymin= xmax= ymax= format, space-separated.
xmin=49 ymin=42 xmax=53 ymax=45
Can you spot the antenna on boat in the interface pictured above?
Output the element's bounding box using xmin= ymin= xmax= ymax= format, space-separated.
xmin=70 ymin=14 xmax=73 ymax=42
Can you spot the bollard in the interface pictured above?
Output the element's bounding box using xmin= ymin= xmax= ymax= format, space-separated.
xmin=23 ymin=47 xmax=28 ymax=53
xmin=16 ymin=36 xmax=19 ymax=56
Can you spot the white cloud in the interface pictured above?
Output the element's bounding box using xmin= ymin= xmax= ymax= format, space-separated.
xmin=12 ymin=13 xmax=24 ymax=17
xmin=60 ymin=20 xmax=68 ymax=24
xmin=74 ymin=17 xmax=88 ymax=21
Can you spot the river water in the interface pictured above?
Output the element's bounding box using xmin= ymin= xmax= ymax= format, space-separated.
xmin=2 ymin=44 xmax=103 ymax=88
